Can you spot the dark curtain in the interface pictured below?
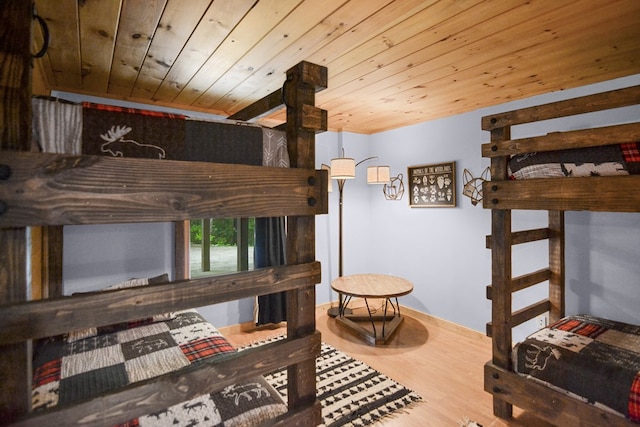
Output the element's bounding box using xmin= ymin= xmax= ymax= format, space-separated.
xmin=254 ymin=217 xmax=287 ymax=325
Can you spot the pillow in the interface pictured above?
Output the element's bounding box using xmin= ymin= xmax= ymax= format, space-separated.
xmin=66 ymin=274 xmax=175 ymax=342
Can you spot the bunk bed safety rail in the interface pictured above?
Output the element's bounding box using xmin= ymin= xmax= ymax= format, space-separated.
xmin=481 ymin=85 xmax=640 ymax=131
xmin=0 ymin=151 xmax=328 ymax=227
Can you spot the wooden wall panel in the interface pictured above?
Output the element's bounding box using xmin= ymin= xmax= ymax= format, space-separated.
xmin=29 ymin=0 xmax=640 ymax=134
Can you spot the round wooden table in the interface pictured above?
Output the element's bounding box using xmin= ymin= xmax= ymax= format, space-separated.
xmin=331 ymin=274 xmax=413 ymax=345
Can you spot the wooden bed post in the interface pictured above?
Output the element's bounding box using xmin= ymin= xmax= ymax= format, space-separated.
xmin=548 ymin=210 xmax=565 ymax=323
xmin=0 ymin=0 xmax=34 ymax=421
xmin=489 ymin=126 xmax=513 ymax=420
xmin=174 ymin=221 xmax=190 ymax=280
xmin=284 ymin=61 xmax=327 ymax=424
xmin=33 ymin=226 xmax=64 ymax=299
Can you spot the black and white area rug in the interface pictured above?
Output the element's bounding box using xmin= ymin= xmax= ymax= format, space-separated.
xmin=242 ymin=338 xmax=423 ymax=426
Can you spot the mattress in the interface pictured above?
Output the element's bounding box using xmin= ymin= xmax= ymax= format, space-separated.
xmin=508 ymin=142 xmax=640 ymax=179
xmin=32 ymin=309 xmax=287 ymax=426
xmin=513 ymin=314 xmax=640 ymax=422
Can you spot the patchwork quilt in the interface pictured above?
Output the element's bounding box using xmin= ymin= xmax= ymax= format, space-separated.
xmin=508 ymin=142 xmax=640 ymax=179
xmin=513 ymin=314 xmax=640 ymax=423
xmin=32 ymin=310 xmax=287 ymax=426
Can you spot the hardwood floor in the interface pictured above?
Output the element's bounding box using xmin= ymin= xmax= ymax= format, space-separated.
xmin=220 ymin=302 xmax=555 ymax=427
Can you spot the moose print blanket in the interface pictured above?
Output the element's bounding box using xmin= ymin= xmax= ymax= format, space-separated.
xmin=82 ymin=103 xmax=185 ymax=160
xmin=32 ymin=310 xmax=287 ymax=426
xmin=513 ymin=314 xmax=640 ymax=423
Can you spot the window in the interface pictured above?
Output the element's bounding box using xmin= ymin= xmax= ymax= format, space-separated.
xmin=189 ymin=218 xmax=255 ymax=277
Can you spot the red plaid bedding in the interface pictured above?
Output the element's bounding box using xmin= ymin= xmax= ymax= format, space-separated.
xmin=32 ymin=310 xmax=287 ymax=426
xmin=513 ymin=314 xmax=640 ymax=423
xmin=508 ymin=142 xmax=640 ymax=179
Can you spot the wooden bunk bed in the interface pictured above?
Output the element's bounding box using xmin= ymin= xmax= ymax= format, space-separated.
xmin=482 ymin=84 xmax=640 ymax=426
xmin=0 ymin=4 xmax=327 ymax=426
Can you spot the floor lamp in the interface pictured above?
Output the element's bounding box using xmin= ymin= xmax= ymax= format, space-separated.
xmin=327 ymin=156 xmax=389 ymax=318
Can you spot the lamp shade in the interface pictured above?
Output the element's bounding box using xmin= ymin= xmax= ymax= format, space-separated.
xmin=367 ymin=165 xmax=390 ymax=184
xmin=330 ymin=157 xmax=356 ymax=179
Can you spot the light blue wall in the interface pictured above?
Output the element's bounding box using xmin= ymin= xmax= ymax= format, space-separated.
xmin=315 ymin=74 xmax=640 ymax=339
xmin=59 ymin=75 xmax=640 ymax=335
xmin=64 ymin=222 xmax=174 ymax=292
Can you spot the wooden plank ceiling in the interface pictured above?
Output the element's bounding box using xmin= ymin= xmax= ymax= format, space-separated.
xmin=32 ymin=0 xmax=640 ymax=135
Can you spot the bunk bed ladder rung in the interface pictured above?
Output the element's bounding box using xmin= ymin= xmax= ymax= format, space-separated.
xmin=511 ymin=268 xmax=552 ymax=293
xmin=510 ymin=299 xmax=551 ymax=329
xmin=486 ymin=267 xmax=552 ymax=301
xmin=485 ymin=227 xmax=551 ymax=249
xmin=486 ymin=299 xmax=551 ymax=337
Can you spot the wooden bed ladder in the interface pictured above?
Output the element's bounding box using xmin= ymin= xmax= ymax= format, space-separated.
xmin=484 ymin=130 xmax=566 ymax=420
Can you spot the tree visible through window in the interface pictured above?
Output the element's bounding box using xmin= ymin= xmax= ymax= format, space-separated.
xmin=189 ymin=218 xmax=255 ymax=277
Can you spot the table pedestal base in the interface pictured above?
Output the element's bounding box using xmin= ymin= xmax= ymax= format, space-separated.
xmin=336 ymin=297 xmax=404 ymax=345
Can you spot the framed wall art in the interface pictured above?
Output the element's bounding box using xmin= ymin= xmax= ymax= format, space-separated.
xmin=408 ymin=161 xmax=456 ymax=207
